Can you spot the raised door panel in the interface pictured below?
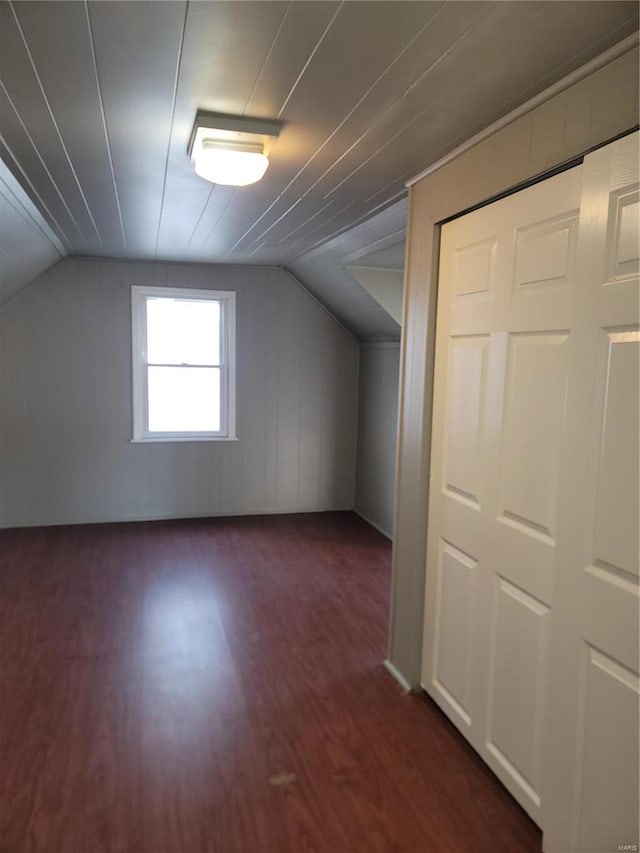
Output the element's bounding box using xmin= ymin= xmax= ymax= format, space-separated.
xmin=498 ymin=332 xmax=569 ymax=544
xmin=432 ymin=540 xmax=477 ymax=728
xmin=542 ymin=132 xmax=639 ymax=853
xmin=591 ymin=329 xmax=639 ymax=581
xmin=513 ymin=213 xmax=578 ymax=294
xmin=423 ymin=166 xmax=582 ymax=826
xmin=573 ymin=648 xmax=640 ymax=853
xmin=442 ymin=336 xmax=489 ymax=509
xmin=605 ymin=188 xmax=639 ymax=284
xmin=452 ymin=238 xmax=497 ymax=300
xmin=486 ymin=577 xmax=550 ymax=811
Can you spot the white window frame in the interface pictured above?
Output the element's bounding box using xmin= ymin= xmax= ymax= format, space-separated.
xmin=131 ymin=285 xmax=236 ymax=442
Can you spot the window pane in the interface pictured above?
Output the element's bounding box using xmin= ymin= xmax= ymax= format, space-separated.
xmin=147 ymin=366 xmax=221 ymax=432
xmin=146 ymin=298 xmax=220 ymax=365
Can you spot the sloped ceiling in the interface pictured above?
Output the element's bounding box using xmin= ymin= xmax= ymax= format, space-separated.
xmin=0 ymin=157 xmax=65 ymax=304
xmin=290 ymin=196 xmax=406 ymax=340
xmin=0 ymin=1 xmax=638 ymax=331
xmin=347 ymin=267 xmax=404 ymax=326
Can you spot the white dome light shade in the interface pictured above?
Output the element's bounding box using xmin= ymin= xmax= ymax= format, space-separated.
xmin=194 ymin=139 xmax=269 ymax=186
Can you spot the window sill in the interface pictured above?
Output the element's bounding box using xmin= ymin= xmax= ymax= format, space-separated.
xmin=131 ymin=435 xmax=238 ymax=444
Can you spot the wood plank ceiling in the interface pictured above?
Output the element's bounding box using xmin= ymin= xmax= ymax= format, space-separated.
xmin=0 ymin=1 xmax=638 ymax=334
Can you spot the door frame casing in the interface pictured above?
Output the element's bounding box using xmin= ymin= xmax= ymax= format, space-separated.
xmin=388 ymin=39 xmax=640 ymax=688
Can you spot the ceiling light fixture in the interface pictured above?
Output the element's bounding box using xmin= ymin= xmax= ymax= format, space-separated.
xmin=188 ymin=111 xmax=281 ymax=187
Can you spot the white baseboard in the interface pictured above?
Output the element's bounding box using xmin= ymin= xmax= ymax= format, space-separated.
xmin=383 ymin=659 xmax=413 ymax=692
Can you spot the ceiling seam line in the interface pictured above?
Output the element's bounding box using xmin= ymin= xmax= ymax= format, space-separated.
xmin=276 ymin=0 xmax=343 ymax=120
xmin=490 ymin=14 xmax=640 ymax=123
xmin=299 ymin=189 xmax=406 ymax=253
xmin=198 ymin=0 xmax=293 ymax=255
xmin=288 ymin=199 xmax=357 ymax=251
xmin=362 ymin=168 xmax=418 ymax=207
xmin=288 ymin=210 xmax=353 ymax=254
xmin=195 ymin=190 xmax=237 ymax=258
xmin=238 ymin=1 xmax=448 ymax=253
xmin=399 ymin=11 xmax=640 ymax=192
xmin=340 ymin=228 xmax=408 ymax=266
xmin=0 ymin=175 xmax=56 ymax=232
xmin=256 ymin=1 xmax=563 ymax=256
xmin=321 ymin=4 xmax=506 ymax=200
xmin=246 ymin=241 xmax=267 ymax=259
xmin=323 ymin=0 xmax=587 ymax=203
xmin=8 ymin=0 xmax=103 ymax=247
xmin=298 ymin=201 xmax=407 ymax=261
xmin=84 ymin=0 xmax=126 ymax=250
xmin=0 ymin=101 xmax=79 ymax=250
xmin=243 ymin=0 xmax=293 ymax=115
xmin=154 ymin=0 xmax=189 ymax=259
xmin=223 ymin=0 xmax=344 ymax=256
xmin=275 ymin=199 xmax=335 ymax=244
xmin=183 ymin=185 xmax=215 ymax=255
xmin=0 ymin=172 xmax=66 ymax=257
xmin=362 ymin=5 xmax=613 ymax=197
xmin=289 ymin=197 xmax=406 ymax=263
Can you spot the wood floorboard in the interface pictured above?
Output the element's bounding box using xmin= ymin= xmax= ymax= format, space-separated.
xmin=0 ymin=512 xmax=542 ymax=853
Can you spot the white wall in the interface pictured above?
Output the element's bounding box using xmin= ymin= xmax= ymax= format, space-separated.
xmin=0 ymin=258 xmax=358 ymax=528
xmin=354 ymin=342 xmax=400 ymax=539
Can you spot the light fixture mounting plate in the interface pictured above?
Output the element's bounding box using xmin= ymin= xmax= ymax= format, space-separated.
xmin=187 ymin=110 xmax=281 ymax=160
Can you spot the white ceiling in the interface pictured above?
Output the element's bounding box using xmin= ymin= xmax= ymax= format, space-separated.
xmin=290 ymin=196 xmax=407 ymax=340
xmin=0 ymin=156 xmax=64 ymax=304
xmin=0 ymin=1 xmax=638 ymax=333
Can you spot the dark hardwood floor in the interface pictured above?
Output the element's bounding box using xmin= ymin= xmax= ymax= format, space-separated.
xmin=0 ymin=512 xmax=542 ymax=853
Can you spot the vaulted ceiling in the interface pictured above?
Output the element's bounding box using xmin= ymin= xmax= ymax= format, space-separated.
xmin=0 ymin=1 xmax=638 ymax=334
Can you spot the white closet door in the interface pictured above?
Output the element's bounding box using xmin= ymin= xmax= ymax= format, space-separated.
xmin=542 ymin=134 xmax=639 ymax=853
xmin=422 ymin=166 xmax=583 ymax=823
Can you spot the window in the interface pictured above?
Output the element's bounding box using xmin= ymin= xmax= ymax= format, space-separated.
xmin=131 ymin=286 xmax=236 ymax=441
